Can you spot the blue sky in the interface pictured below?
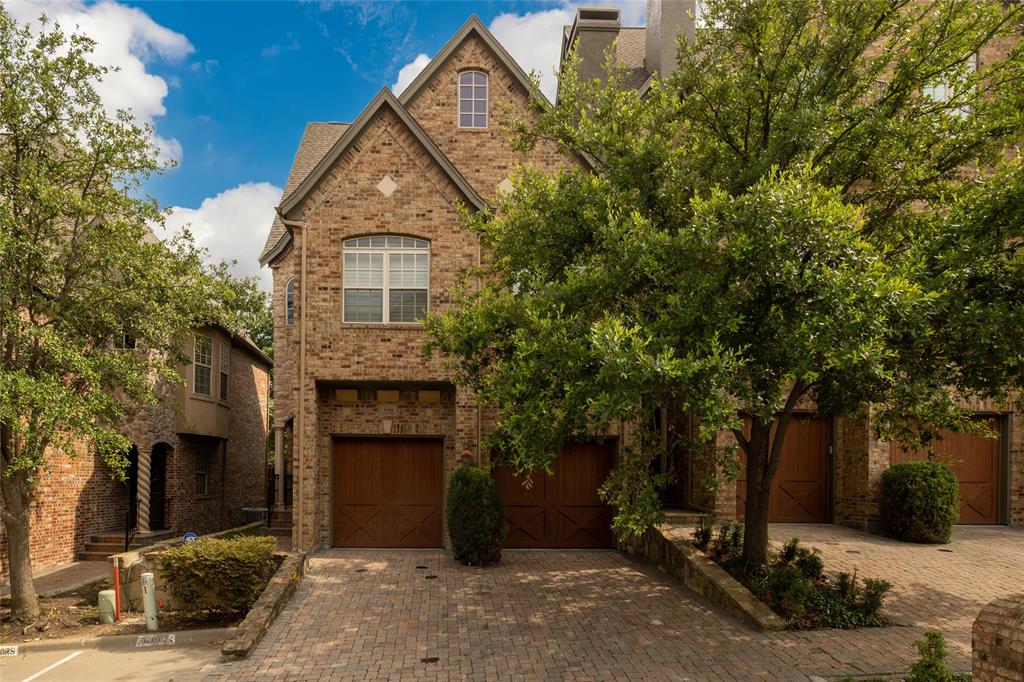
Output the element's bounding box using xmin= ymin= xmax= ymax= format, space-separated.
xmin=6 ymin=1 xmax=645 ymax=287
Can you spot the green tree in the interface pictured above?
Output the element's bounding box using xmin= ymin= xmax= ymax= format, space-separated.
xmin=0 ymin=11 xmax=214 ymax=621
xmin=209 ymin=262 xmax=273 ymax=357
xmin=427 ymin=0 xmax=1024 ymax=565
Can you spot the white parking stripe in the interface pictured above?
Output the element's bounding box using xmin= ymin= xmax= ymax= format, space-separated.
xmin=20 ymin=650 xmax=82 ymax=682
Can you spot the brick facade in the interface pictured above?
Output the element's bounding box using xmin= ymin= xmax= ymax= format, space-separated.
xmin=269 ymin=19 xmax=575 ymax=551
xmin=0 ymin=332 xmax=271 ymax=579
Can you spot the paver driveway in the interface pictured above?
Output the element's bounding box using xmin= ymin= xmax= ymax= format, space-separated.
xmin=768 ymin=523 xmax=1024 ymax=670
xmin=207 ymin=548 xmax=944 ymax=681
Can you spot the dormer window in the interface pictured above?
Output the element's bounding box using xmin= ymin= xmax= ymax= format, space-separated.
xmin=459 ymin=71 xmax=488 ymax=128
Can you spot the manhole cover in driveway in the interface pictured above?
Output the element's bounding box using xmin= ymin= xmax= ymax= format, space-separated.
xmin=355 ymin=568 xmax=368 ymax=573
xmin=421 ymin=657 xmax=439 ymax=664
xmin=425 ymin=575 xmax=438 ymax=580
xmin=416 ymin=565 xmax=428 ymax=570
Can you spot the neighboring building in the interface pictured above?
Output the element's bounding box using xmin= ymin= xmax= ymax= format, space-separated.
xmin=0 ymin=324 xmax=272 ymax=576
xmin=562 ymin=1 xmax=1023 ymax=531
xmin=264 ymin=1 xmax=1021 ymax=556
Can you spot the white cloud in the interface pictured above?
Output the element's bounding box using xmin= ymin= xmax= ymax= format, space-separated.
xmin=391 ymin=52 xmax=431 ymax=94
xmin=391 ymin=1 xmax=645 ymax=103
xmin=6 ymin=0 xmax=193 ymax=164
xmin=163 ymin=182 xmax=283 ymax=292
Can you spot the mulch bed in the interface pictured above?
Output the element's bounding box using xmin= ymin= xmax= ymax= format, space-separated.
xmin=0 ymin=577 xmax=238 ymax=643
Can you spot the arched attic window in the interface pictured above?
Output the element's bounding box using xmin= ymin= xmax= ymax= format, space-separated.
xmin=458 ymin=71 xmax=488 ymax=128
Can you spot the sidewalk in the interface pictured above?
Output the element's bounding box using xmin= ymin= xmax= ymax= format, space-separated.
xmin=1 ymin=561 xmax=110 ymax=600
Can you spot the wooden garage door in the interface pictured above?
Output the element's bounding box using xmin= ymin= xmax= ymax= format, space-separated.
xmin=890 ymin=416 xmax=1001 ymax=524
xmin=493 ymin=441 xmax=615 ymax=548
xmin=332 ymin=437 xmax=443 ymax=547
xmin=736 ymin=415 xmax=829 ymax=523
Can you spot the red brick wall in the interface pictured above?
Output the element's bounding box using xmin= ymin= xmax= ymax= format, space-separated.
xmin=224 ymin=347 xmax=271 ymax=525
xmin=0 ymin=440 xmax=128 ymax=579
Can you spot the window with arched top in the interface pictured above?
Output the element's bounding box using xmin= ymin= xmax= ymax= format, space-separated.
xmin=343 ymin=236 xmax=429 ymax=323
xmin=458 ymin=71 xmax=488 ymax=128
xmin=285 ymin=279 xmax=295 ymax=325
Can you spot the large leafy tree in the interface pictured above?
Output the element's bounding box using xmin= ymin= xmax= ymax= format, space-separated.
xmin=427 ymin=0 xmax=1024 ymax=565
xmin=0 ymin=12 xmax=214 ymax=621
xmin=209 ymin=262 xmax=273 ymax=357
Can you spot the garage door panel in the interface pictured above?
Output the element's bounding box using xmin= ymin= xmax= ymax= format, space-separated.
xmin=494 ymin=441 xmax=615 ymax=549
xmin=736 ymin=415 xmax=829 ymax=524
xmin=332 ymin=438 xmax=443 ymax=548
xmin=889 ymin=416 xmax=1001 ymax=525
xmin=553 ymin=505 xmax=614 ymax=548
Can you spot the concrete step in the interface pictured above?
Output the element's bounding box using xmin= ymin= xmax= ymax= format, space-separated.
xmin=271 ymin=510 xmax=292 ymax=521
xmin=78 ymin=550 xmax=116 ymax=562
xmin=83 ymin=541 xmax=125 ymax=554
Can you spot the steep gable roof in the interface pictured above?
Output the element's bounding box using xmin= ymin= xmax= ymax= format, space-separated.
xmin=259 ymin=122 xmax=349 ymax=264
xmin=397 ymin=15 xmax=549 ymax=107
xmin=276 ymin=88 xmax=486 ymax=220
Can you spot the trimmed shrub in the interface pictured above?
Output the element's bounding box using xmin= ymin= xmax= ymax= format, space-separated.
xmin=691 ymin=514 xmax=715 ymax=550
xmin=447 ymin=466 xmax=507 ymax=566
xmin=158 ymin=536 xmax=277 ymax=618
xmin=880 ymin=460 xmax=960 ymax=543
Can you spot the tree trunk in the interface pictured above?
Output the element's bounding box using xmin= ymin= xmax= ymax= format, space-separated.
xmin=741 ymin=418 xmax=773 ymax=566
xmin=1 ymin=471 xmax=40 ymax=622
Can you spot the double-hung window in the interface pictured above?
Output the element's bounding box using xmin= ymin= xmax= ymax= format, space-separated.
xmin=343 ymin=236 xmax=429 ymax=323
xmin=194 ymin=334 xmax=212 ymax=396
xmin=923 ymin=53 xmax=976 ymax=117
xmin=219 ymin=343 xmax=230 ymax=400
xmin=458 ymin=71 xmax=488 ymax=128
xmin=196 ymin=449 xmax=210 ymax=496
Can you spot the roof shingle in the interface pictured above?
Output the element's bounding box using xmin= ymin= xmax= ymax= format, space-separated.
xmin=258 ymin=122 xmax=349 ymax=263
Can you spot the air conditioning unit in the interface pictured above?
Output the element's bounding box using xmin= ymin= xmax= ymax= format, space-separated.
xmin=241 ymin=507 xmax=268 ymax=524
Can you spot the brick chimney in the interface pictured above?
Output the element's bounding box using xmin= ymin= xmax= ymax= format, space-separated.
xmin=561 ymin=6 xmax=622 ymax=85
xmin=645 ymin=0 xmax=696 ymax=79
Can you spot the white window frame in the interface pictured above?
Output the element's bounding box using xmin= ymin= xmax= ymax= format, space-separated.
xmin=193 ymin=334 xmax=213 ymax=397
xmin=458 ymin=71 xmax=488 ymax=129
xmin=285 ymin=278 xmax=295 ymax=325
xmin=342 ymin=236 xmax=430 ymax=324
xmin=923 ymin=53 xmax=977 ymax=117
xmin=219 ymin=343 xmax=230 ymax=401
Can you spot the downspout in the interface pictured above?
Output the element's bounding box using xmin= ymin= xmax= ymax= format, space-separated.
xmin=476 ymin=236 xmax=482 ymax=463
xmin=282 ymin=216 xmax=307 ymax=549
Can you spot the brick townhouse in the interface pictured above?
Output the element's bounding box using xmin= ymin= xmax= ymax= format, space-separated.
xmin=0 ymin=324 xmax=272 ymax=577
xmin=263 ymin=1 xmax=1022 ymax=554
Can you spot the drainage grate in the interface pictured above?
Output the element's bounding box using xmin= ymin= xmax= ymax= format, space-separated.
xmin=355 ymin=568 xmax=368 ymax=573
xmin=415 ymin=565 xmax=428 ymax=570
xmin=845 ymin=550 xmax=861 ymax=554
xmin=420 ymin=657 xmax=440 ymax=664
xmin=425 ymin=575 xmax=438 ymax=580
xmin=938 ymin=549 xmax=953 ymax=553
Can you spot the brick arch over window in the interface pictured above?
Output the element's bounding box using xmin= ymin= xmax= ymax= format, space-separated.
xmin=342 ymin=235 xmax=430 ymax=324
xmin=458 ymin=70 xmax=488 ymax=128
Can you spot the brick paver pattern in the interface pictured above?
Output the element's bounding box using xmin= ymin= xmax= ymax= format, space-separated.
xmin=204 ymin=529 xmax=1024 ymax=682
xmin=767 ymin=523 xmax=1024 ymax=670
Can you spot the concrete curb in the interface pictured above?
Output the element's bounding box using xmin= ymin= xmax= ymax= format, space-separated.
xmin=5 ymin=626 xmax=236 ymax=655
xmin=622 ymin=525 xmax=788 ymax=632
xmin=221 ymin=551 xmax=310 ymax=660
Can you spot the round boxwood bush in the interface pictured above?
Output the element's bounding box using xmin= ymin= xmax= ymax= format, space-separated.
xmin=880 ymin=460 xmax=960 ymax=543
xmin=446 ymin=466 xmax=507 ymax=566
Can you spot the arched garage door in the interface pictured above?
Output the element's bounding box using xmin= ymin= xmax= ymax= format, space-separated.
xmin=493 ymin=441 xmax=615 ymax=548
